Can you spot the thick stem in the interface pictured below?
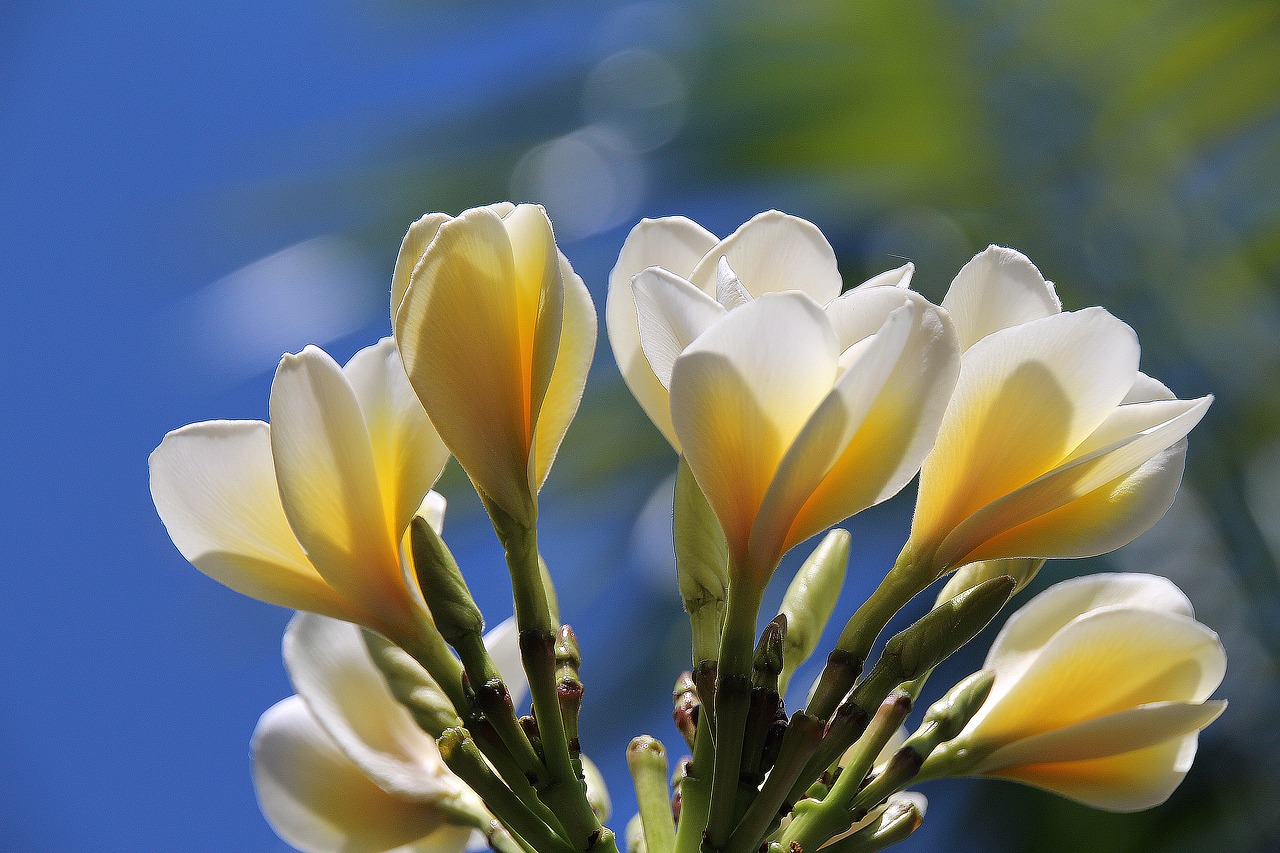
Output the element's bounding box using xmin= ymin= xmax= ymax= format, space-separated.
xmin=673 ymin=711 xmax=715 ymax=853
xmin=703 ymin=575 xmax=766 ymax=852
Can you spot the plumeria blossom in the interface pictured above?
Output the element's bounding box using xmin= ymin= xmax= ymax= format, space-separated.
xmin=150 ymin=338 xmax=450 ymax=645
xmin=908 ymin=246 xmax=1212 ymax=575
xmin=253 ymin=611 xmax=525 ymax=853
xmin=931 ymin=573 xmax=1226 ymax=812
xmin=623 ymin=215 xmax=958 ymax=576
xmin=606 ymin=210 xmax=914 ymax=451
xmin=394 ymin=203 xmax=595 ymax=524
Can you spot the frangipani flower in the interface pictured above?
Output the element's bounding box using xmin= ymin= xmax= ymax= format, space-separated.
xmin=394 ymin=203 xmax=595 ymax=523
xmin=150 ymin=338 xmax=450 ymax=645
xmin=936 ymin=573 xmax=1226 ymax=812
xmin=606 ymin=210 xmax=914 ymax=450
xmin=651 ymin=283 xmax=959 ymax=576
xmin=909 ymin=246 xmax=1212 ymax=574
xmin=253 ymin=611 xmax=525 ymax=853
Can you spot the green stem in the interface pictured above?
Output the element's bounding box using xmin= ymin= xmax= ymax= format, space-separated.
xmin=704 ymin=575 xmax=765 ymax=852
xmin=673 ymin=709 xmax=715 ymax=853
xmin=807 ymin=545 xmax=929 ymax=722
xmin=628 ymin=737 xmax=677 ymax=853
xmin=723 ymin=712 xmax=825 ymax=853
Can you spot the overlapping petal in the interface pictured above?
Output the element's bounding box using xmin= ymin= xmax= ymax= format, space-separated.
xmin=151 ymin=339 xmax=449 ymax=642
xmin=940 ymin=246 xmax=1060 ymax=350
xmin=945 ymin=574 xmax=1226 ymax=812
xmin=395 ymin=204 xmax=593 ymax=521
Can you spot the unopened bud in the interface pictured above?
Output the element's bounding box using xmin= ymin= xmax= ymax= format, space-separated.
xmin=410 ymin=516 xmax=483 ymax=643
xmin=779 ymin=529 xmax=850 ymax=694
xmin=937 ymin=558 xmax=1044 ymax=606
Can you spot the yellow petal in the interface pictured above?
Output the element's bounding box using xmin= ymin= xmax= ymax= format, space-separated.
xmin=391 ymin=204 xmax=516 ymax=319
xmin=533 ymin=254 xmax=596 ymax=491
xmin=606 ymin=216 xmax=718 ymax=450
xmin=343 ymin=337 xmax=450 ymax=539
xmin=911 ymin=308 xmax=1139 ymax=566
xmin=252 ymin=697 xmax=473 ymax=853
xmin=270 ymin=346 xmax=409 ymax=631
xmin=670 ymin=292 xmax=837 ymax=565
xmin=396 ymin=207 xmax=534 ymax=519
xmin=971 ymin=607 xmax=1225 ymax=748
xmin=149 ymin=420 xmax=370 ymax=625
xmin=939 ymin=396 xmax=1210 ymax=565
xmin=986 ymin=731 xmax=1203 ymax=813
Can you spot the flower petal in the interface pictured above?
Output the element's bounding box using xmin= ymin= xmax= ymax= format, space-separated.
xmin=532 ymin=251 xmax=595 ymax=491
xmin=344 ymin=338 xmax=450 ymax=538
xmin=688 ymin=211 xmax=842 ymax=305
xmin=977 ymin=700 xmax=1225 ymax=770
xmin=483 ymin=616 xmax=528 ymax=709
xmin=253 ymin=696 xmax=472 ymax=853
xmin=396 ymin=207 xmax=533 ymax=518
xmin=941 ymin=246 xmax=1060 ymax=350
xmin=270 ymin=346 xmax=409 ymax=630
xmin=984 ymin=731 xmax=1204 ymax=813
xmin=984 ymin=573 xmax=1195 ymax=687
xmin=392 ymin=213 xmax=450 ymax=320
xmin=851 ymin=262 xmax=914 ymax=290
xmin=606 ymin=217 xmax=718 ymax=448
xmin=942 ymin=397 xmax=1209 ymax=564
xmin=715 ymin=257 xmax=752 ymax=309
xmin=633 ymin=267 xmax=728 ymax=388
xmin=973 ymin=607 xmax=1225 ymax=746
xmin=670 ymin=292 xmax=838 ymax=563
xmin=284 ymin=613 xmax=456 ymax=799
xmin=911 ymin=308 xmax=1140 ymax=566
xmin=150 ymin=420 xmax=369 ymax=624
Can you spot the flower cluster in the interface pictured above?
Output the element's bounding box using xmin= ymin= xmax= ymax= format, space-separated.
xmin=152 ymin=204 xmax=1223 ymax=853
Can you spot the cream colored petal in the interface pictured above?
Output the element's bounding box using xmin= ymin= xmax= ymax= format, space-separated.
xmin=1122 ymin=371 xmax=1175 ymax=404
xmin=983 ymin=573 xmax=1195 ymax=689
xmin=392 ymin=213 xmax=451 ymax=320
xmin=749 ymin=303 xmax=916 ymax=562
xmin=911 ymin=308 xmax=1140 ymax=564
xmin=941 ymin=246 xmax=1060 ymax=350
xmin=344 ymin=338 xmax=450 ymax=538
xmin=415 ymin=491 xmax=448 ymax=535
xmin=504 ymin=205 xmax=563 ymax=477
xmin=823 ymin=285 xmax=925 ymax=352
xmin=270 ymin=346 xmax=409 ymax=628
xmin=483 ymin=616 xmax=528 ymax=709
xmin=688 ymin=210 xmax=842 ymax=304
xmin=149 ymin=421 xmax=369 ymax=624
xmin=977 ymin=700 xmax=1225 ymax=770
xmin=606 ymin=217 xmax=719 ymax=449
xmin=284 ymin=613 xmax=455 ymax=799
xmin=971 ymin=608 xmax=1225 ymax=747
xmin=670 ymin=293 xmax=838 ymax=563
xmin=253 ymin=696 xmax=464 ymax=853
xmin=781 ymin=299 xmax=960 ymax=555
xmin=851 ymin=262 xmax=914 ymax=290
xmin=633 ymin=267 xmax=727 ymax=388
xmin=984 ymin=731 xmax=1203 ymax=813
xmin=940 ymin=397 xmax=1209 ymax=565
xmin=715 ymin=257 xmax=752 ymax=309
xmin=396 ymin=207 xmax=533 ymax=519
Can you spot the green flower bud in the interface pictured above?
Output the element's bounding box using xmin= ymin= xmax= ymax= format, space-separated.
xmin=778 ymin=529 xmax=850 ymax=694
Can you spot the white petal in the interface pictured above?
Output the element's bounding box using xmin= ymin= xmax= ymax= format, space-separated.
xmin=688 ymin=211 xmax=842 ymax=304
xmin=284 ymin=613 xmax=454 ymax=799
xmin=1122 ymin=371 xmax=1176 ymax=404
xmin=911 ymin=308 xmax=1140 ymax=565
xmin=938 ymin=396 xmax=1210 ymax=565
xmin=483 ymin=616 xmax=528 ymax=709
xmin=851 ymin=262 xmax=914 ymax=290
xmin=823 ymin=285 xmax=925 ymax=352
xmin=415 ymin=491 xmax=448 ymax=535
xmin=344 ymin=338 xmax=450 ymax=538
xmin=253 ymin=697 xmax=470 ymax=853
xmin=392 ymin=213 xmax=451 ymax=321
xmin=670 ymin=292 xmax=838 ymax=561
xmin=977 ymin=700 xmax=1226 ymax=770
xmin=983 ymin=572 xmax=1195 ymax=688
xmin=633 ymin=267 xmax=727 ymax=388
xmin=715 ymin=257 xmax=752 ymax=309
xmin=941 ymin=246 xmax=1060 ymax=350
xmin=149 ymin=421 xmax=368 ymax=624
xmin=606 ymin=217 xmax=719 ymax=449
xmin=270 ymin=346 xmax=410 ymax=629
